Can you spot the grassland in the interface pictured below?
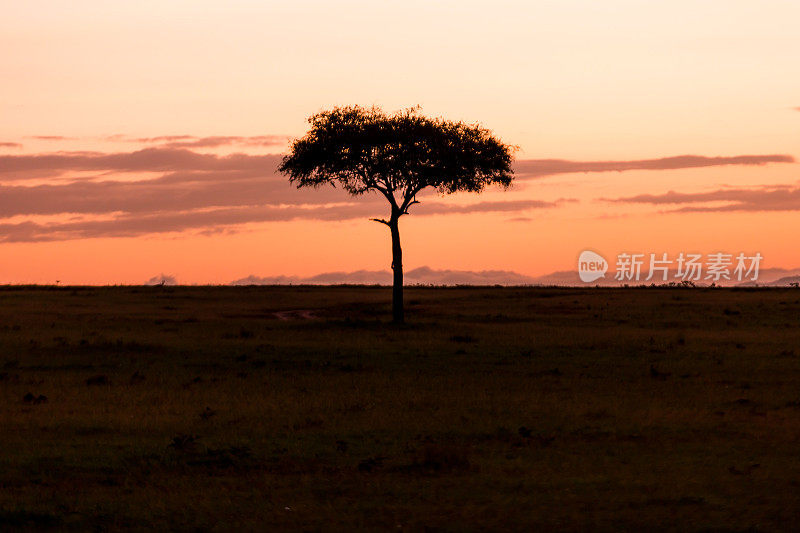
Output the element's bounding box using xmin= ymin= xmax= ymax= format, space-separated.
xmin=0 ymin=285 xmax=799 ymax=531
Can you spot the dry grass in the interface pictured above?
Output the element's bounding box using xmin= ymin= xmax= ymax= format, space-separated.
xmin=0 ymin=285 xmax=799 ymax=531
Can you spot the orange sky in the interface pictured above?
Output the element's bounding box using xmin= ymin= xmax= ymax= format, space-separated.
xmin=1 ymin=1 xmax=799 ymax=284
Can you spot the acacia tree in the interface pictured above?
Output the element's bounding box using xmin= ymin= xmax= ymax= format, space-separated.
xmin=279 ymin=106 xmax=514 ymax=323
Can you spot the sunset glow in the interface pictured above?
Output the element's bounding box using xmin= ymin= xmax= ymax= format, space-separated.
xmin=2 ymin=1 xmax=799 ymax=284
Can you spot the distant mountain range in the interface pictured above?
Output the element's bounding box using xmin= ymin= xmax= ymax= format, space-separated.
xmin=230 ymin=266 xmax=538 ymax=286
xmin=225 ymin=266 xmax=800 ymax=287
xmin=737 ymin=275 xmax=800 ymax=287
xmin=532 ymin=268 xmax=800 ymax=287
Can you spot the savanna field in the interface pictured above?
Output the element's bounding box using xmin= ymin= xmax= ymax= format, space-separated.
xmin=1 ymin=285 xmax=799 ymax=531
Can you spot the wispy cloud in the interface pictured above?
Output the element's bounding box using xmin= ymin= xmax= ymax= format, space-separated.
xmin=22 ymin=134 xmax=289 ymax=149
xmin=514 ymin=154 xmax=794 ymax=179
xmin=27 ymin=135 xmax=76 ymax=141
xmin=606 ymin=184 xmax=800 ymax=212
xmin=0 ymin=148 xmax=282 ymax=179
xmin=0 ymin=199 xmax=555 ymax=243
xmin=5 ymin=148 xmax=791 ymax=180
xmin=0 ymin=144 xmax=792 ymax=242
xmin=0 ymin=146 xmax=564 ymax=242
xmin=0 ymin=142 xmax=22 ymax=148
xmin=107 ymin=134 xmax=289 ymax=149
xmin=5 ymin=149 xmax=790 ymax=182
xmin=151 ymin=135 xmax=289 ymax=149
xmin=0 ymin=166 xmax=299 ymax=218
xmin=416 ymin=199 xmax=559 ymax=215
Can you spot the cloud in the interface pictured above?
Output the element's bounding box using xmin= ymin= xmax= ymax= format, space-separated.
xmin=514 ymin=154 xmax=794 ymax=179
xmin=0 ymin=158 xmax=554 ymax=224
xmin=128 ymin=135 xmax=194 ymax=142
xmin=0 ymin=146 xmax=560 ymax=241
xmin=154 ymin=135 xmax=289 ymax=149
xmin=0 ymin=167 xmax=314 ymax=217
xmin=4 ymin=149 xmax=791 ymax=181
xmin=19 ymin=134 xmax=288 ymax=149
xmin=107 ymin=134 xmax=289 ymax=149
xmin=0 ymin=148 xmax=283 ymax=178
xmin=0 ymin=204 xmax=370 ymax=242
xmin=27 ymin=135 xmax=75 ymax=141
xmin=0 ymin=199 xmax=555 ymax=243
xmin=416 ymin=199 xmax=559 ymax=215
xmin=605 ymin=184 xmax=800 ymax=212
xmin=231 ymin=266 xmax=539 ymax=286
xmin=0 ymin=144 xmax=791 ymax=242
xmin=0 ymin=142 xmax=22 ymax=148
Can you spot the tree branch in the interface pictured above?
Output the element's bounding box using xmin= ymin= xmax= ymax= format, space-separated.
xmin=400 ymin=199 xmax=419 ymax=215
xmin=370 ymin=218 xmax=391 ymax=226
xmin=399 ymin=184 xmax=425 ymax=215
xmin=355 ymin=165 xmax=397 ymax=208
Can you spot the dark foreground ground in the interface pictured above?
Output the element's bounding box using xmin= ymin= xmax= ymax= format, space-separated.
xmin=0 ymin=286 xmax=799 ymax=531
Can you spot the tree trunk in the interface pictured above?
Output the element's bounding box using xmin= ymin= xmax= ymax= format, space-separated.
xmin=389 ymin=217 xmax=404 ymax=324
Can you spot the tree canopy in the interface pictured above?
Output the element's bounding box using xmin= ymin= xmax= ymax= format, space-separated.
xmin=279 ymin=105 xmax=514 ymax=222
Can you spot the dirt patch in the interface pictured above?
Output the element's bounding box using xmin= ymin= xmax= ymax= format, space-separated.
xmin=273 ymin=310 xmax=316 ymax=320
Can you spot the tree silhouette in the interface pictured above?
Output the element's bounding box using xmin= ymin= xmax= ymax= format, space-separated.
xmin=279 ymin=106 xmax=514 ymax=323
